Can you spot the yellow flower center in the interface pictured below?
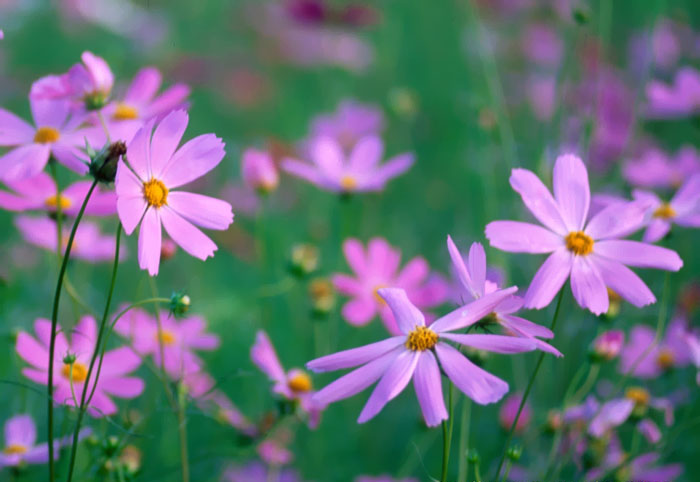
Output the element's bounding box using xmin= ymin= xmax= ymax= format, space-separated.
xmin=62 ymin=361 xmax=88 ymax=383
xmin=287 ymin=372 xmax=313 ymax=393
xmin=405 ymin=326 xmax=439 ymax=351
xmin=565 ymin=231 xmax=594 ymax=256
xmin=656 ymin=349 xmax=675 ymax=369
xmin=340 ymin=175 xmax=358 ymax=191
xmin=143 ymin=178 xmax=168 ymax=207
xmin=113 ymin=103 xmax=139 ymax=120
xmin=625 ymin=387 xmax=650 ymax=406
xmin=372 ymin=284 xmax=388 ymax=305
xmin=34 ymin=126 xmax=60 ymax=144
xmin=3 ymin=444 xmax=28 ymax=455
xmin=156 ymin=329 xmax=176 ymax=345
xmin=45 ymin=194 xmax=72 ymax=211
xmin=653 ymin=203 xmax=676 ymax=219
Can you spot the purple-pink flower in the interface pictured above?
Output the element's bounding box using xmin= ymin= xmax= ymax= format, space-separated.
xmin=623 ymin=145 xmax=700 ymax=188
xmin=591 ymin=330 xmax=624 ymax=361
xmin=16 ymin=316 xmax=144 ymax=416
xmin=115 ymin=109 xmax=233 ymax=275
xmin=499 ymin=393 xmax=531 ymax=433
xmin=308 ymin=99 xmax=384 ymax=150
xmin=485 ymin=153 xmax=683 ymax=315
xmin=282 ymin=136 xmax=414 ymax=194
xmin=333 ymin=237 xmax=448 ymax=335
xmin=646 ymin=66 xmax=700 ymax=118
xmin=307 ymin=288 xmax=537 ymax=426
xmin=242 ymin=148 xmax=279 ymax=193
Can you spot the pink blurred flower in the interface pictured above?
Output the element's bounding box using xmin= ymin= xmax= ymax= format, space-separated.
xmin=521 ymin=23 xmax=562 ymax=67
xmin=646 ymin=67 xmax=700 ymax=118
xmin=308 ymin=99 xmax=384 ymax=150
xmin=223 ymin=461 xmax=299 ymax=482
xmin=16 ymin=316 xmax=144 ymax=416
xmin=586 ymin=438 xmax=683 ymax=481
xmin=282 ymin=136 xmax=414 ymax=194
xmin=251 ymin=330 xmax=323 ymax=428
xmin=14 ymin=215 xmax=126 ymax=262
xmin=0 ymin=171 xmax=116 ymax=216
xmin=592 ymin=330 xmax=624 ymax=361
xmin=652 ymin=19 xmax=682 ymax=70
xmin=114 ymin=308 xmax=220 ymax=379
xmin=499 ymin=393 xmax=531 ymax=433
xmin=257 ymin=428 xmax=294 ymax=466
xmin=355 ymin=477 xmax=418 ymax=482
xmin=308 ymin=288 xmax=537 ymax=426
xmin=527 ymin=75 xmax=556 ymax=121
xmin=485 ymin=153 xmax=683 ymax=315
xmin=200 ymin=390 xmax=256 ymax=435
xmin=333 ymin=237 xmax=448 ymax=335
xmin=448 ymin=236 xmax=561 ymax=356
xmin=623 ymin=145 xmax=700 ymax=188
xmin=115 ymin=110 xmax=233 ymax=275
xmin=242 ymin=148 xmax=279 ymax=193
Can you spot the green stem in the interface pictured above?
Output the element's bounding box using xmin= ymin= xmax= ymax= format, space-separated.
xmin=177 ymin=388 xmax=191 ymax=482
xmin=502 ymin=461 xmax=513 ymax=482
xmin=46 ymin=178 xmax=98 ymax=482
xmin=571 ymin=363 xmax=600 ymax=404
xmin=494 ymin=286 xmax=566 ymax=480
xmin=66 ymin=222 xmax=122 ymax=482
xmin=457 ymin=397 xmax=471 ymax=482
xmin=149 ymin=277 xmax=177 ymax=408
xmin=441 ymin=382 xmax=454 ymax=482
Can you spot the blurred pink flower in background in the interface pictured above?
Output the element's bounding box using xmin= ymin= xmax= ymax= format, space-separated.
xmin=591 ymin=330 xmax=624 ymax=361
xmin=334 ymin=237 xmax=448 ymax=335
xmin=223 ymin=461 xmax=299 ymax=482
xmin=521 ymin=23 xmax=562 ymax=67
xmin=198 ymin=390 xmax=256 ymax=435
xmin=16 ymin=316 xmax=144 ymax=416
xmin=623 ymin=146 xmax=700 ymax=188
xmin=646 ymin=67 xmax=700 ymax=118
xmin=355 ymin=477 xmax=418 ymax=482
xmin=115 ymin=110 xmax=233 ymax=275
xmin=307 ymin=99 xmax=384 ymax=150
xmin=527 ymin=75 xmax=557 ymax=121
xmin=499 ymin=392 xmax=531 ymax=433
xmin=242 ymin=148 xmax=279 ymax=193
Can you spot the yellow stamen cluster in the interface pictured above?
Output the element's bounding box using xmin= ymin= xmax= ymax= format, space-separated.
xmin=565 ymin=231 xmax=594 ymax=256
xmin=113 ymin=103 xmax=139 ymax=120
xmin=3 ymin=444 xmax=28 ymax=455
xmin=156 ymin=329 xmax=176 ymax=345
xmin=34 ymin=126 xmax=60 ymax=144
xmin=656 ymin=349 xmax=675 ymax=369
xmin=287 ymin=372 xmax=313 ymax=393
xmin=405 ymin=326 xmax=438 ymax=351
xmin=45 ymin=194 xmax=72 ymax=211
xmin=625 ymin=387 xmax=650 ymax=406
xmin=653 ymin=203 xmax=676 ymax=219
xmin=143 ymin=178 xmax=168 ymax=207
xmin=62 ymin=361 xmax=88 ymax=383
xmin=340 ymin=175 xmax=358 ymax=192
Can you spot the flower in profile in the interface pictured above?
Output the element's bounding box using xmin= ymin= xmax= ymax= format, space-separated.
xmin=499 ymin=393 xmax=531 ymax=433
xmin=447 ymin=236 xmax=561 ymax=356
xmin=197 ymin=390 xmax=256 ymax=435
xmin=14 ymin=215 xmax=126 ymax=262
xmin=623 ymin=146 xmax=700 ymax=189
xmin=646 ymin=66 xmax=700 ymax=118
xmin=308 ymin=99 xmax=384 ymax=150
xmin=308 ymin=288 xmax=537 ymax=426
xmin=0 ymin=171 xmax=116 ymax=216
xmin=631 ymin=175 xmax=700 ymax=242
xmin=591 ymin=330 xmax=624 ymax=361
xmin=282 ymin=136 xmax=414 ymax=194
xmin=485 ymin=153 xmax=683 ymax=315
xmin=16 ymin=316 xmax=144 ymax=416
xmin=619 ymin=318 xmax=695 ymax=378
xmin=115 ymin=109 xmax=233 ymax=275
xmin=242 ymin=148 xmax=279 ymax=193
xmin=114 ymin=308 xmax=219 ymax=379
xmin=333 ymin=237 xmax=448 ymax=334
xmin=251 ymin=330 xmax=323 ymax=428
xmin=0 ymin=94 xmax=96 ymax=180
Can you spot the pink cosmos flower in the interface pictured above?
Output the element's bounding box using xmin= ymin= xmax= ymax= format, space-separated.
xmin=686 ymin=333 xmax=700 ymax=385
xmin=308 ymin=99 xmax=384 ymax=150
xmin=447 ymin=235 xmax=561 ymax=356
xmin=355 ymin=477 xmax=418 ymax=482
xmin=589 ymin=452 xmax=683 ymax=482
xmin=499 ymin=393 xmax=531 ymax=433
xmin=521 ymin=23 xmax=563 ymax=67
xmin=114 ymin=109 xmax=233 ymax=275
xmin=114 ymin=307 xmax=220 ymax=379
xmin=485 ymin=153 xmax=683 ymax=315
xmin=623 ymin=146 xmax=700 ymax=188
xmin=646 ymin=66 xmax=700 ymax=118
xmin=199 ymin=390 xmax=256 ymax=435
xmin=16 ymin=316 xmax=144 ymax=416
xmin=0 ymin=95 xmax=94 ymax=180
xmin=308 ymin=288 xmax=537 ymax=426
xmin=591 ymin=330 xmax=624 ymax=361
xmin=619 ymin=318 xmax=695 ymax=378
xmin=242 ymin=148 xmax=279 ymax=193
xmin=282 ymin=136 xmax=414 ymax=194
xmin=251 ymin=330 xmax=323 ymax=428
xmin=14 ymin=215 xmax=126 ymax=262
xmin=333 ymin=237 xmax=448 ymax=335
xmin=223 ymin=461 xmax=299 ymax=482
xmin=0 ymin=171 xmax=116 ymax=216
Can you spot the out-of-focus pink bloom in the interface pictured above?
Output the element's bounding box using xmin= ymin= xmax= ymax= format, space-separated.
xmin=200 ymin=390 xmax=256 ymax=435
xmin=646 ymin=67 xmax=700 ymax=118
xmin=589 ymin=71 xmax=634 ymax=169
xmin=251 ymin=330 xmax=323 ymax=428
xmin=652 ymin=19 xmax=682 ymax=70
xmin=286 ymin=0 xmax=380 ymax=28
xmin=308 ymin=288 xmax=537 ymax=426
xmin=0 ymin=94 xmax=95 ymax=180
xmin=14 ymin=215 xmax=126 ymax=262
xmin=16 ymin=316 xmax=144 ymax=416
xmin=223 ymin=462 xmax=299 ymax=482
xmin=115 ymin=110 xmax=233 ymax=275
xmin=308 ymin=99 xmax=384 ymax=150
xmin=592 ymin=330 xmax=624 ymax=361
xmin=355 ymin=477 xmax=418 ymax=482
xmin=527 ymin=75 xmax=556 ymax=121
xmin=521 ymin=24 xmax=562 ymax=67
xmin=283 ymin=136 xmax=413 ymax=194
xmin=0 ymin=171 xmax=116 ymax=216
xmin=257 ymin=428 xmax=294 ymax=466
xmin=619 ymin=318 xmax=695 ymax=378
xmin=486 ymin=153 xmax=683 ymax=315
xmin=499 ymin=393 xmax=531 ymax=433
xmin=114 ymin=308 xmax=220 ymax=379
xmin=587 ymin=448 xmax=683 ymax=482
xmin=333 ymin=237 xmax=448 ymax=335
xmin=160 ymin=238 xmax=178 ymax=260
xmin=242 ymin=148 xmax=279 ymax=193
xmin=623 ymin=146 xmax=700 ymax=188
xmin=686 ymin=333 xmax=700 ymax=385
xmin=0 ymin=29 xmax=3 ymax=40
xmin=448 ymin=236 xmax=560 ymax=356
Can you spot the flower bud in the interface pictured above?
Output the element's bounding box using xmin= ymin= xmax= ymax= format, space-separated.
xmin=590 ymin=330 xmax=624 ymax=362
xmin=499 ymin=393 xmax=531 ymax=433
xmin=506 ymin=444 xmax=523 ymax=461
xmin=63 ymin=353 xmax=77 ymax=365
xmin=170 ymin=292 xmax=191 ymax=316
xmin=161 ymin=238 xmax=178 ymax=261
xmin=545 ymin=410 xmax=563 ymax=433
xmin=89 ymin=141 xmax=126 ymax=184
xmin=119 ymin=445 xmax=142 ymax=475
xmin=103 ymin=435 xmax=119 ymax=456
xmin=242 ymin=148 xmax=279 ymax=194
xmin=289 ymin=243 xmax=319 ymax=277
xmin=309 ymin=278 xmax=336 ymax=316
xmin=466 ymin=449 xmax=480 ymax=464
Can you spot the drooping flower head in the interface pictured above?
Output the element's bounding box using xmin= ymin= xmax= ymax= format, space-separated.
xmin=486 ymin=153 xmax=683 ymax=315
xmin=16 ymin=316 xmax=144 ymax=416
xmin=333 ymin=237 xmax=448 ymax=334
xmin=242 ymin=148 xmax=279 ymax=193
xmin=499 ymin=392 xmax=531 ymax=433
xmin=308 ymin=288 xmax=537 ymax=426
xmin=115 ymin=109 xmax=233 ymax=275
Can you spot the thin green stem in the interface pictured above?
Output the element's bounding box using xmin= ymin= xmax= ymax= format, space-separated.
xmin=571 ymin=363 xmax=600 ymax=404
xmin=494 ymin=286 xmax=566 ymax=480
xmin=177 ymin=387 xmax=191 ymax=482
xmin=47 ymin=178 xmax=98 ymax=482
xmin=441 ymin=382 xmax=454 ymax=482
xmin=457 ymin=398 xmax=471 ymax=482
xmin=66 ymin=223 xmax=122 ymax=482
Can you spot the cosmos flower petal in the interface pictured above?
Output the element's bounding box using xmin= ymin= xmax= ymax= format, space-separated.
xmin=30 ymin=98 xmax=69 ymax=129
xmin=307 ymin=337 xmax=405 ymax=372
xmin=0 ymin=144 xmax=51 ymax=181
xmin=86 ymin=391 xmax=118 ymax=417
xmin=394 ymin=257 xmax=428 ymax=289
xmin=584 ymin=201 xmax=647 ymax=240
xmin=99 ymin=377 xmax=145 ymax=398
xmin=15 ymin=333 xmax=49 ymax=370
xmin=0 ymin=108 xmax=36 ymax=145
xmin=147 ymin=84 xmax=191 ymax=119
xmin=71 ymin=315 xmax=97 ymax=357
xmin=150 ymin=110 xmax=189 ymax=177
xmin=137 ymin=207 xmax=162 ymax=276
xmin=413 ymin=351 xmax=447 ymax=427
xmin=126 ymin=118 xmax=156 ymax=180
xmin=124 ymin=67 xmax=162 ymax=104
xmin=99 ymin=347 xmax=142 ymax=377
xmin=671 ymin=173 xmax=700 ymax=211
xmin=594 ymin=240 xmax=682 ymax=271
xmin=485 ymin=221 xmax=562 ymax=253
xmin=368 ymin=152 xmax=414 ymax=188
xmin=160 ymin=207 xmax=218 ymax=261
xmin=167 ymin=191 xmax=233 ymax=230
xmin=498 ymin=314 xmax=554 ymax=339
xmin=310 ymin=136 xmax=344 ymax=176
xmin=510 ymin=167 xmax=567 ymax=235
xmin=447 ymin=235 xmax=477 ymax=298
xmin=160 ymin=133 xmax=226 ymax=188
xmin=51 ymin=143 xmax=89 ymax=175
xmin=4 ymin=415 xmax=37 ymax=448
xmin=251 ymin=331 xmax=287 ymax=383
xmin=341 ymin=298 xmax=377 ymax=326
xmin=467 ymin=242 xmax=487 ymax=298
xmin=440 ymin=333 xmax=538 ymax=354
xmin=570 ymin=256 xmax=609 ymax=315
xmin=523 ymin=248 xmax=572 ymax=310
xmin=348 ymin=135 xmax=383 ymax=171
xmin=643 ymin=219 xmax=672 ymax=243
xmin=553 ymin=153 xmax=590 ymax=231
xmin=431 ymin=286 xmax=517 ymax=333
xmin=281 ymin=157 xmax=327 ymax=187
xmin=589 ymin=398 xmax=635 ymax=438
xmin=332 ymin=274 xmax=363 ymax=295
xmin=592 ymin=255 xmax=656 ymax=308
xmin=377 ymin=288 xmax=425 ymax=334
